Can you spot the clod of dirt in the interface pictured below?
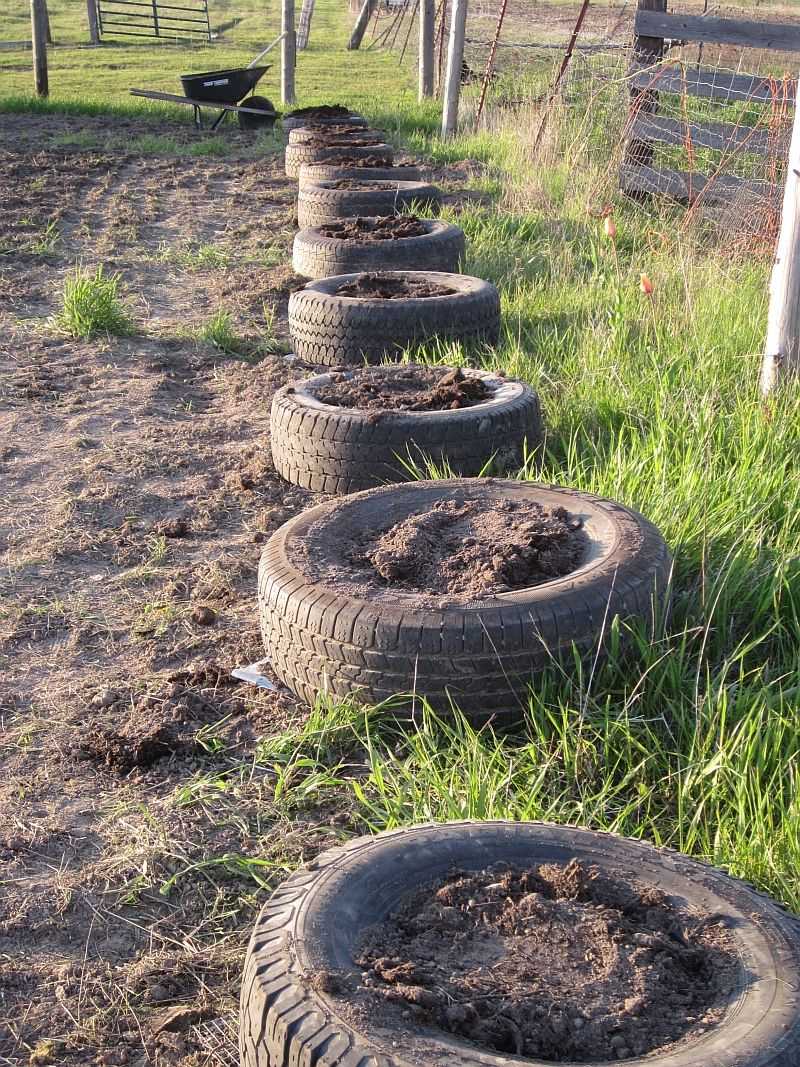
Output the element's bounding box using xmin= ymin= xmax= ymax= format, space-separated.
xmin=154 ymin=517 xmax=190 ymax=539
xmin=354 ymin=498 xmax=586 ymax=598
xmin=319 ymin=216 xmax=428 ymax=242
xmin=286 ymin=104 xmax=353 ymax=119
xmin=325 ymin=180 xmax=399 ymax=191
xmin=79 ymin=718 xmax=179 ymax=773
xmin=313 ymin=366 xmax=489 ymax=413
xmin=352 ymin=861 xmax=737 ymax=1062
xmin=336 ymin=272 xmax=454 ymax=300
xmin=191 ymin=605 xmax=217 ymax=626
xmin=318 ymin=155 xmax=420 ymax=168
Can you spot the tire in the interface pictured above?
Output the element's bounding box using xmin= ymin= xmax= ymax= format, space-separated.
xmin=237 ymin=96 xmax=276 ymax=131
xmin=288 ymin=271 xmax=500 ymax=364
xmin=257 ymin=478 xmax=672 ymax=717
xmin=292 ymin=219 xmax=465 ymax=280
xmin=240 ymin=820 xmax=800 ymax=1067
xmin=297 ymin=179 xmax=442 ymax=228
xmin=288 ymin=126 xmax=385 ymax=145
xmin=299 ymin=162 xmax=424 ymax=186
xmin=271 ymin=366 xmax=542 ymax=494
xmin=286 ymin=141 xmax=394 ymax=179
xmin=282 ymin=111 xmax=367 ymax=134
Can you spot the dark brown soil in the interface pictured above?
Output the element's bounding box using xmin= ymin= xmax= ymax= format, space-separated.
xmin=319 ymin=215 xmax=428 ymax=242
xmin=285 ymin=104 xmax=353 ymax=119
xmin=357 ymin=499 xmax=585 ymax=596
xmin=303 ymin=135 xmax=383 ymax=148
xmin=325 ymin=180 xmax=399 ymax=191
xmin=298 ymin=123 xmax=370 ymax=137
xmin=313 ymin=366 xmax=488 ymax=412
xmin=336 ymin=272 xmax=455 ymax=299
xmin=352 ymin=861 xmax=737 ymax=1062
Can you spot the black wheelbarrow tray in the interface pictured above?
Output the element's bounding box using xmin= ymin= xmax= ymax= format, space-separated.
xmin=130 ymin=64 xmax=278 ymax=131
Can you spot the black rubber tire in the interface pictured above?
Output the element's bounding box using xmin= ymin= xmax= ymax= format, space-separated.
xmin=271 ymin=366 xmax=542 ymax=493
xmin=299 ymin=162 xmax=424 ymax=187
xmin=281 ymin=111 xmax=367 ymax=134
xmin=240 ymin=820 xmax=800 ymax=1067
xmin=288 ymin=125 xmax=385 ymax=146
xmin=297 ymin=179 xmax=442 ymax=228
xmin=292 ymin=220 xmax=465 ymax=280
xmin=237 ymin=96 xmax=276 ymax=131
xmin=257 ymin=478 xmax=672 ymax=717
xmin=286 ymin=141 xmax=394 ymax=179
xmin=288 ymin=271 xmax=500 ymax=365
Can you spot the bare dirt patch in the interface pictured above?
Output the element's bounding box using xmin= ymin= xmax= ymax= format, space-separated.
xmin=319 ymin=215 xmax=428 ymax=241
xmin=336 ymin=272 xmax=455 ymax=299
xmin=351 ymin=861 xmax=737 ymax=1061
xmin=313 ymin=366 xmax=489 ymax=411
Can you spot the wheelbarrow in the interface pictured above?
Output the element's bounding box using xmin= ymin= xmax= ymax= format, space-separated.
xmin=130 ymin=35 xmax=283 ymax=132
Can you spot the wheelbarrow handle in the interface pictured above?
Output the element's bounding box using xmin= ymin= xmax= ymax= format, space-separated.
xmin=247 ymin=31 xmax=288 ymax=68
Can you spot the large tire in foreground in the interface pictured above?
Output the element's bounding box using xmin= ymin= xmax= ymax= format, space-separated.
xmin=257 ymin=479 xmax=671 ymax=717
xmin=299 ymin=161 xmax=424 ymax=186
xmin=297 ymin=179 xmax=442 ymax=229
xmin=240 ymin=820 xmax=800 ymax=1067
xmin=288 ymin=125 xmax=385 ymax=145
xmin=288 ymin=272 xmax=499 ymax=364
xmin=286 ymin=140 xmax=393 ymax=178
xmin=271 ymin=366 xmax=542 ymax=494
xmin=293 ymin=220 xmax=465 ymax=279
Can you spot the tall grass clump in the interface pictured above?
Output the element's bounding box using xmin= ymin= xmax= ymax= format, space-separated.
xmin=58 ymin=265 xmax=134 ymax=339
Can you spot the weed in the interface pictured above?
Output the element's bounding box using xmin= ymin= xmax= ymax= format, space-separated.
xmin=199 ymin=309 xmax=244 ymax=355
xmin=57 ymin=265 xmax=134 ymax=339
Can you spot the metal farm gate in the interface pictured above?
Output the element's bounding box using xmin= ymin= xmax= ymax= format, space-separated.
xmin=95 ymin=0 xmax=212 ymax=42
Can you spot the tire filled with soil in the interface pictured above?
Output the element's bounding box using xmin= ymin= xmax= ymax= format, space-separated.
xmin=299 ymin=159 xmax=424 ymax=186
xmin=297 ymin=179 xmax=442 ymax=229
xmin=288 ymin=123 xmax=386 ymax=146
xmin=240 ymin=821 xmax=800 ymax=1067
xmin=271 ymin=364 xmax=542 ymax=494
xmin=257 ymin=478 xmax=671 ymax=717
xmin=281 ymin=104 xmax=367 ymax=134
xmin=293 ymin=217 xmax=465 ymax=279
xmin=288 ymin=271 xmax=499 ymax=364
xmin=285 ymin=140 xmax=394 ymax=178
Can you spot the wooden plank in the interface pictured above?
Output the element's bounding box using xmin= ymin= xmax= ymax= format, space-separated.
xmin=635 ymin=11 xmax=800 ymax=53
xmin=620 ymin=162 xmax=779 ymax=206
xmin=629 ymin=64 xmax=797 ymax=105
xmin=629 ymin=113 xmax=789 ymax=157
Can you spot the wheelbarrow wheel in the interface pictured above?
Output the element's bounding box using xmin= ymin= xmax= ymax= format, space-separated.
xmin=238 ymin=96 xmax=276 ymax=131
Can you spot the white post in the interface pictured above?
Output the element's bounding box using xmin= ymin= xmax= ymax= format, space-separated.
xmin=419 ymin=0 xmax=435 ymax=99
xmin=281 ymin=0 xmax=296 ymax=106
xmin=441 ymin=0 xmax=468 ymax=137
xmin=761 ymin=86 xmax=800 ymax=395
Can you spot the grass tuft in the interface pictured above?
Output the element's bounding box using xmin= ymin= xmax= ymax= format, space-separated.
xmin=57 ymin=265 xmax=134 ymax=339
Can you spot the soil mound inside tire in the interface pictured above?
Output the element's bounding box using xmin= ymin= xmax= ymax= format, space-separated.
xmin=319 ymin=216 xmax=428 ymax=241
xmin=297 ymin=123 xmax=367 ymax=137
xmin=325 ymin=180 xmax=400 ymax=191
xmin=352 ymin=861 xmax=737 ymax=1062
xmin=335 ymin=273 xmax=455 ymax=299
xmin=286 ymin=104 xmax=352 ymax=119
xmin=303 ymin=135 xmax=383 ymax=148
xmin=313 ymin=366 xmax=488 ymax=411
xmin=344 ymin=498 xmax=586 ymax=598
xmin=320 ymin=155 xmax=418 ymax=168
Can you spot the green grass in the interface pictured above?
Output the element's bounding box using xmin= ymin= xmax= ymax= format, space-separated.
xmin=4 ymin=0 xmax=800 ymax=914
xmin=57 ymin=264 xmax=134 ymax=338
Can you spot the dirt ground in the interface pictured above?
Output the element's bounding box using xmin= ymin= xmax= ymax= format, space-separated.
xmin=0 ymin=111 xmax=362 ymax=1067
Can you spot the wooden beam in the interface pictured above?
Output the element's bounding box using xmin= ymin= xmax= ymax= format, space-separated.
xmin=348 ymin=0 xmax=376 ymax=50
xmin=635 ymin=11 xmax=800 ymax=53
xmin=441 ymin=0 xmax=467 ymax=137
xmin=620 ymin=162 xmax=778 ymax=207
xmin=419 ymin=0 xmax=435 ymax=99
xmin=281 ymin=0 xmax=296 ymax=105
xmin=629 ymin=113 xmax=789 ymax=158
xmin=761 ymin=79 xmax=800 ymax=394
xmin=30 ymin=0 xmax=48 ymax=98
xmin=629 ymin=64 xmax=797 ymax=105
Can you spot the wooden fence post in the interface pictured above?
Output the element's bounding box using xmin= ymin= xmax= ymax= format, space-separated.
xmin=761 ymin=87 xmax=800 ymax=394
xmin=348 ymin=0 xmax=376 ymax=50
xmin=281 ymin=0 xmax=296 ymax=105
xmin=87 ymin=0 xmax=100 ymax=43
xmin=419 ymin=0 xmax=435 ymax=98
xmin=441 ymin=0 xmax=468 ymax=136
xmin=624 ymin=0 xmax=667 ymax=168
xmin=30 ymin=0 xmax=48 ymax=98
